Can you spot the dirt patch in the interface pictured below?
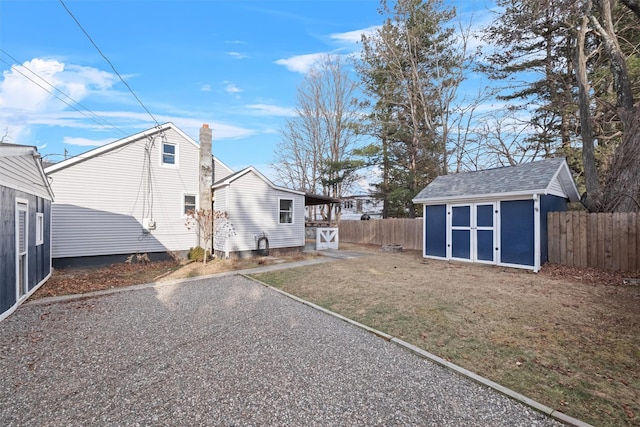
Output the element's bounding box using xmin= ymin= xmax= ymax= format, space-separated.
xmin=252 ymin=243 xmax=640 ymax=427
xmin=33 ymin=252 xmax=317 ymax=299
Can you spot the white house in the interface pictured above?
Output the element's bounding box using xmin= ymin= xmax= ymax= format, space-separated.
xmin=45 ymin=122 xmax=233 ymax=267
xmin=341 ymin=194 xmax=383 ymax=220
xmin=212 ymin=166 xmax=306 ymax=257
xmin=0 ymin=144 xmax=54 ymax=321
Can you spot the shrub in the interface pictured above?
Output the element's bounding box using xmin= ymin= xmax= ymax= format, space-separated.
xmin=188 ymin=246 xmax=207 ymax=262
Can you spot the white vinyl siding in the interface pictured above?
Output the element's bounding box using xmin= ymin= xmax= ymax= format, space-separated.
xmin=547 ymin=176 xmax=565 ymax=197
xmin=0 ymin=155 xmax=52 ymax=200
xmin=214 ymin=171 xmax=304 ymax=252
xmin=213 ymin=157 xmax=234 ymax=182
xmin=48 ymin=127 xmax=199 ymax=258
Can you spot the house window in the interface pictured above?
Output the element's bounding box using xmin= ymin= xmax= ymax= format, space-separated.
xmin=36 ymin=213 xmax=44 ymax=245
xmin=162 ymin=142 xmax=177 ymax=166
xmin=183 ymin=194 xmax=197 ymax=216
xmin=279 ymin=199 xmax=293 ymax=224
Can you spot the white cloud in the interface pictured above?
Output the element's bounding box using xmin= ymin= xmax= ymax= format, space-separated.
xmin=245 ymin=104 xmax=296 ymax=117
xmin=0 ymin=58 xmax=118 ymax=144
xmin=0 ymin=57 xmax=257 ymax=147
xmin=223 ymin=81 xmax=242 ymax=95
xmin=0 ymin=59 xmax=116 ymax=113
xmin=274 ymin=52 xmax=328 ymax=74
xmin=63 ymin=136 xmax=114 ymax=147
xmin=227 ymin=51 xmax=248 ymax=59
xmin=200 ymin=84 xmax=212 ymax=92
xmin=330 ymin=25 xmax=380 ymax=44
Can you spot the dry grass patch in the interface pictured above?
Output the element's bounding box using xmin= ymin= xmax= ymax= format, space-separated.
xmin=251 ymin=243 xmax=640 ymax=427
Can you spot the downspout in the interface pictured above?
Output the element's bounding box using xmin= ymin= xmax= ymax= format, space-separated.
xmin=225 ymin=184 xmax=230 ymax=259
xmin=533 ymin=194 xmax=541 ymax=272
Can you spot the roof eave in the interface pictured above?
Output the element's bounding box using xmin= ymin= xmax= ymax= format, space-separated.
xmin=212 ymin=166 xmax=304 ymax=195
xmin=45 ymin=123 xmax=186 ymax=174
xmin=413 ymin=190 xmax=547 ymax=205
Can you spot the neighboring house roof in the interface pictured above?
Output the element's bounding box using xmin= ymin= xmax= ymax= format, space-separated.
xmin=413 ymin=157 xmax=580 ymax=204
xmin=45 ymin=122 xmax=198 ymax=174
xmin=212 ymin=166 xmax=304 ymax=196
xmin=305 ymin=193 xmax=341 ymax=206
xmin=0 ymin=144 xmax=55 ymax=200
xmin=343 ymin=194 xmax=381 ymax=200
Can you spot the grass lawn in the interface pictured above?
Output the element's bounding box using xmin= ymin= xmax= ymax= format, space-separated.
xmin=250 ymin=244 xmax=640 ymax=427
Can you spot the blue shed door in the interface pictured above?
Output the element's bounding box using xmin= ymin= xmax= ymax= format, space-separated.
xmin=449 ymin=203 xmax=496 ymax=263
xmin=425 ymin=205 xmax=447 ymax=257
xmin=500 ymin=200 xmax=534 ymax=266
xmin=475 ymin=204 xmax=495 ymax=262
xmin=450 ymin=205 xmax=471 ymax=259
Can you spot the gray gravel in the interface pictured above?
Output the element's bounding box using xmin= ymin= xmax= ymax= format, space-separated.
xmin=0 ymin=275 xmax=564 ymax=426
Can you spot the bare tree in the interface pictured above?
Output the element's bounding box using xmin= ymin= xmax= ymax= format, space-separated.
xmin=273 ymin=54 xmax=361 ymax=200
xmin=0 ymin=128 xmax=8 ymax=144
xmin=184 ymin=209 xmax=235 ymax=264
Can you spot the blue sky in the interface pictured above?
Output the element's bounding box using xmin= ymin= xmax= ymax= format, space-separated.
xmin=0 ymin=0 xmax=494 ymax=182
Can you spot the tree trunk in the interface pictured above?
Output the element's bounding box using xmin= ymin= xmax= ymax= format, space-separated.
xmin=575 ymin=2 xmax=602 ymax=211
xmin=602 ymin=107 xmax=640 ymax=211
xmin=590 ymin=0 xmax=640 ymax=212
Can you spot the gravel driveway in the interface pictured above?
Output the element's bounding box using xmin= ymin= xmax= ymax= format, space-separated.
xmin=0 ymin=275 xmax=563 ymax=426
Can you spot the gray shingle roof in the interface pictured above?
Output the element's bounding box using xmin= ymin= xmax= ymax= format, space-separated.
xmin=413 ymin=157 xmax=572 ymax=202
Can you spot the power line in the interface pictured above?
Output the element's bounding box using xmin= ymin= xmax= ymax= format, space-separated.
xmin=0 ymin=49 xmax=129 ymax=138
xmin=0 ymin=55 xmax=131 ymax=138
xmin=58 ymin=0 xmax=161 ymax=128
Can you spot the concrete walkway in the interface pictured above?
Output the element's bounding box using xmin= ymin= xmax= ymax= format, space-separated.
xmin=0 ymin=272 xmax=569 ymax=426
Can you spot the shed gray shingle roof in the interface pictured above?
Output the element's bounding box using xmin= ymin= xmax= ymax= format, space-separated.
xmin=413 ymin=157 xmax=572 ymax=201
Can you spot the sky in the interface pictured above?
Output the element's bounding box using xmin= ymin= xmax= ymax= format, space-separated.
xmin=0 ymin=0 xmax=495 ymax=185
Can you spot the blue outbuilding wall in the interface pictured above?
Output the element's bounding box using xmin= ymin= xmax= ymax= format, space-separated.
xmin=539 ymin=195 xmax=568 ymax=264
xmin=0 ymin=185 xmax=52 ymax=317
xmin=421 ymin=196 xmax=569 ymax=271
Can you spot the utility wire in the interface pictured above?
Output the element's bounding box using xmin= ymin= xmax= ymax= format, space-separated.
xmin=0 ymin=49 xmax=128 ymax=138
xmin=0 ymin=56 xmax=130 ymax=137
xmin=58 ymin=0 xmax=161 ymax=128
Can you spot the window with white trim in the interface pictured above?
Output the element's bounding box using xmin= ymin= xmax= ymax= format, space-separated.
xmin=279 ymin=198 xmax=293 ymax=224
xmin=36 ymin=213 xmax=44 ymax=245
xmin=183 ymin=194 xmax=197 ymax=216
xmin=161 ymin=142 xmax=177 ymax=166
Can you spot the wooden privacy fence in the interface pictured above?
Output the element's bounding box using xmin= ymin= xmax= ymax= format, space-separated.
xmin=547 ymin=212 xmax=639 ymax=272
xmin=339 ymin=218 xmax=423 ymax=251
